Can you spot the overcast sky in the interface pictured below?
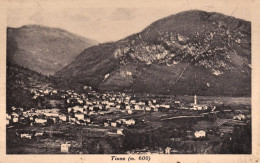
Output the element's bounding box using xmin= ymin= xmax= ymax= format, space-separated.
xmin=7 ymin=2 xmax=251 ymax=43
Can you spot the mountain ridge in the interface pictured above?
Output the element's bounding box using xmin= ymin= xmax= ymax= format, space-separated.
xmin=7 ymin=24 xmax=98 ymax=75
xmin=56 ymin=10 xmax=251 ymax=96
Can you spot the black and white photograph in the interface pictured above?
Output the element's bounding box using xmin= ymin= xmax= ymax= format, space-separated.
xmin=2 ymin=0 xmax=259 ymax=161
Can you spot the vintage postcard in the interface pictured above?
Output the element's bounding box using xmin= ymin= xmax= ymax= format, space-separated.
xmin=0 ymin=0 xmax=259 ymax=162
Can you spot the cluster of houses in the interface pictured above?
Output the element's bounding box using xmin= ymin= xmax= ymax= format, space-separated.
xmin=6 ymin=107 xmax=62 ymax=126
xmin=10 ymin=86 xmax=213 ymax=128
xmin=66 ymin=104 xmax=137 ymax=127
xmin=30 ymin=88 xmax=58 ymax=99
xmin=7 ymin=88 xmax=215 ymax=135
xmin=64 ymin=89 xmax=172 ymax=113
xmin=6 ymin=105 xmax=136 ymax=129
xmin=8 ymin=85 xmax=226 ymax=154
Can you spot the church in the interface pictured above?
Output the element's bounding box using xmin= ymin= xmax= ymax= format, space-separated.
xmin=190 ymin=95 xmax=208 ymax=110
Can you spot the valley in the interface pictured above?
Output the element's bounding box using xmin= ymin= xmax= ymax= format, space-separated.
xmin=6 ymin=10 xmax=251 ymax=154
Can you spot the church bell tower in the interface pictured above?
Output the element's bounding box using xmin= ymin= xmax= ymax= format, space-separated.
xmin=194 ymin=95 xmax=197 ymax=106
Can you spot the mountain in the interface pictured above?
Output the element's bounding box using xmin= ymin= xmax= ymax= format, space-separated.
xmin=7 ymin=25 xmax=98 ymax=75
xmin=56 ymin=10 xmax=251 ymax=96
xmin=7 ymin=62 xmax=85 ymax=111
xmin=6 ymin=64 xmax=51 ymax=111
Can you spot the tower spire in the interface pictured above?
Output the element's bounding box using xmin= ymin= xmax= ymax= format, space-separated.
xmin=194 ymin=95 xmax=197 ymax=106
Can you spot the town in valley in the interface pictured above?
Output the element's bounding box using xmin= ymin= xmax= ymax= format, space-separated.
xmin=6 ymin=9 xmax=251 ymax=154
xmin=6 ymin=83 xmax=251 ymax=154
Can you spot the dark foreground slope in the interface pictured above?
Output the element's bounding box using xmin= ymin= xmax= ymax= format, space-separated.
xmin=7 ymin=25 xmax=98 ymax=75
xmin=6 ymin=64 xmax=51 ymax=110
xmin=57 ymin=10 xmax=251 ymax=96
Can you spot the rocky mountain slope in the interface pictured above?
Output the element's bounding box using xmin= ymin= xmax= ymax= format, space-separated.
xmin=56 ymin=10 xmax=251 ymax=96
xmin=7 ymin=25 xmax=98 ymax=75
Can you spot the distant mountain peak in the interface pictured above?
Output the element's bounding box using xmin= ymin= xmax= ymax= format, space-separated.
xmin=7 ymin=25 xmax=98 ymax=75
